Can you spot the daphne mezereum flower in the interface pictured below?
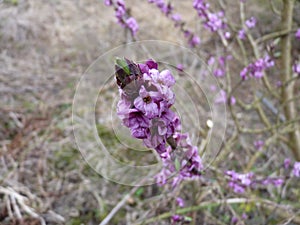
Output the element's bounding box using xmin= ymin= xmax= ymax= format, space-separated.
xmin=238 ymin=29 xmax=246 ymax=40
xmin=245 ymin=17 xmax=257 ymax=28
xmin=104 ymin=0 xmax=112 ymax=6
xmin=224 ymin=31 xmax=231 ymax=39
xmin=193 ymin=0 xmax=210 ymax=17
xmin=293 ymin=62 xmax=300 ymax=75
xmin=148 ymin=0 xmax=173 ymax=16
xmin=171 ymin=13 xmax=181 ymax=22
xmin=204 ymin=11 xmax=226 ymax=32
xmin=125 ymin=17 xmax=139 ymax=36
xmin=193 ymin=0 xmax=227 ymax=33
xmin=254 ymin=140 xmax=264 ymax=150
xmin=293 ymin=162 xmax=300 ymax=177
xmin=171 ymin=214 xmax=183 ymax=222
xmin=115 ymin=58 xmax=203 ymax=186
xmin=284 ymin=158 xmax=291 ymax=169
xmin=187 ymin=34 xmax=201 ymax=48
xmin=240 ymin=55 xmax=274 ymax=79
xmin=226 ymin=170 xmax=287 ymax=193
xmin=176 ymin=197 xmax=185 ymax=207
xmin=225 ymin=170 xmax=254 ymax=193
xmin=104 ymin=0 xmax=139 ymax=36
xmin=295 ymin=28 xmax=300 ymax=40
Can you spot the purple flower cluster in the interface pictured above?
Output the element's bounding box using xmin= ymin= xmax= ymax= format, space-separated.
xmin=155 ymin=133 xmax=203 ymax=187
xmin=104 ymin=0 xmax=139 ymax=36
xmin=240 ymin=55 xmax=274 ymax=79
xmin=225 ymin=170 xmax=284 ymax=193
xmin=148 ymin=0 xmax=200 ymax=48
xmin=116 ymin=58 xmax=203 ymax=186
xmin=193 ymin=0 xmax=227 ymax=32
xmin=148 ymin=0 xmax=173 ymax=16
xmin=225 ymin=170 xmax=254 ymax=193
xmin=238 ymin=17 xmax=257 ymax=40
xmin=207 ymin=56 xmax=227 ymax=78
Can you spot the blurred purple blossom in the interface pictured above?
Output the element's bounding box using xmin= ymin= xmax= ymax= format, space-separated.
xmin=188 ymin=35 xmax=201 ymax=47
xmin=214 ymin=68 xmax=225 ymax=77
xmin=238 ymin=29 xmax=246 ymax=39
xmin=104 ymin=0 xmax=139 ymax=36
xmin=225 ymin=31 xmax=231 ymax=39
xmin=293 ymin=162 xmax=300 ymax=177
xmin=193 ymin=0 xmax=227 ymax=32
xmin=230 ymin=96 xmax=236 ymax=105
xmin=245 ymin=17 xmax=257 ymax=28
xmin=284 ymin=158 xmax=291 ymax=169
xmin=176 ymin=197 xmax=185 ymax=207
xmin=254 ymin=140 xmax=264 ymax=150
xmin=295 ymin=28 xmax=300 ymax=39
xmin=293 ymin=62 xmax=300 ymax=75
xmin=240 ymin=55 xmax=274 ymax=79
xmin=276 ymin=80 xmax=282 ymax=87
xmin=215 ymin=90 xmax=227 ymax=104
xmin=231 ymin=216 xmax=238 ymax=224
xmin=207 ymin=56 xmax=215 ymax=66
xmin=242 ymin=213 xmax=248 ymax=220
xmin=104 ymin=0 xmax=112 ymax=6
xmin=204 ymin=12 xmax=226 ymax=32
xmin=272 ymin=178 xmax=284 ymax=187
xmin=176 ymin=64 xmax=184 ymax=72
xmin=225 ymin=170 xmax=254 ymax=193
xmin=125 ymin=17 xmax=139 ymax=36
xmin=171 ymin=214 xmax=183 ymax=222
xmin=171 ymin=13 xmax=181 ymax=22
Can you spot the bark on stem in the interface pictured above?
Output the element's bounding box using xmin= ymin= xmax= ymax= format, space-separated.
xmin=280 ymin=0 xmax=300 ymax=160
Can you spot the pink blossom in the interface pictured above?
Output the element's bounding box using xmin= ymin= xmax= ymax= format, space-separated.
xmin=293 ymin=162 xmax=300 ymax=177
xmin=295 ymin=28 xmax=300 ymax=39
xmin=245 ymin=17 xmax=257 ymax=28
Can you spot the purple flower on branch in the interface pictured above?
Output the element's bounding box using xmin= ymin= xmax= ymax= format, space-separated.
xmin=293 ymin=62 xmax=300 ymax=75
xmin=254 ymin=140 xmax=264 ymax=150
xmin=240 ymin=55 xmax=274 ymax=79
xmin=238 ymin=29 xmax=246 ymax=39
xmin=245 ymin=17 xmax=257 ymax=28
xmin=295 ymin=28 xmax=300 ymax=40
xmin=115 ymin=58 xmax=203 ymax=186
xmin=126 ymin=17 xmax=139 ymax=36
xmin=104 ymin=0 xmax=112 ymax=6
xmin=293 ymin=162 xmax=300 ymax=177
xmin=284 ymin=158 xmax=291 ymax=169
xmin=171 ymin=214 xmax=183 ymax=222
xmin=104 ymin=0 xmax=139 ymax=37
xmin=176 ymin=197 xmax=185 ymax=207
xmin=188 ymin=35 xmax=201 ymax=47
